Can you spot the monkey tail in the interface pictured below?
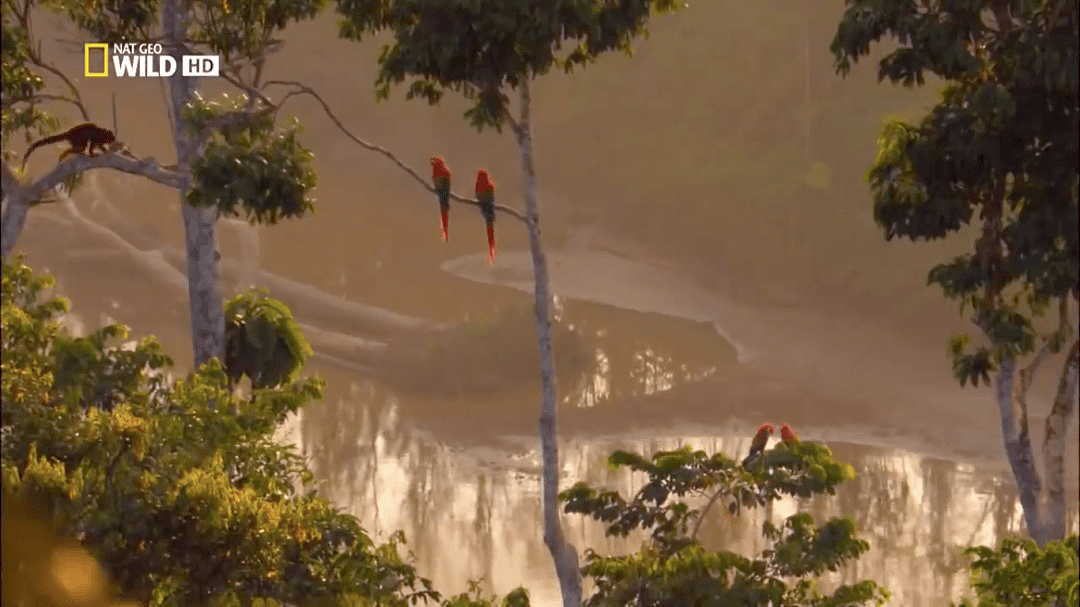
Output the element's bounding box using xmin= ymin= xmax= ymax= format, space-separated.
xmin=21 ymin=133 xmax=66 ymax=167
xmin=486 ymin=222 xmax=497 ymax=264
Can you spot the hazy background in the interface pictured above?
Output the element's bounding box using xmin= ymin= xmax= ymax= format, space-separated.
xmin=9 ymin=0 xmax=1079 ymax=604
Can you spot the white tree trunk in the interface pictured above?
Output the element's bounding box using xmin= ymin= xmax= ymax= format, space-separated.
xmin=994 ymin=323 xmax=1079 ymax=547
xmin=163 ymin=0 xmax=224 ymax=367
xmin=1040 ymin=339 xmax=1079 ymax=543
xmin=0 ymin=198 xmax=30 ymax=260
xmin=1 ymin=140 xmax=30 ymax=259
xmin=513 ymin=79 xmax=582 ymax=606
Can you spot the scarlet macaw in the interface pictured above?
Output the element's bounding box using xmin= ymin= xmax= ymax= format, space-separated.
xmin=475 ymin=169 xmax=497 ymax=263
xmin=431 ymin=157 xmax=452 ymax=241
xmin=780 ymin=423 xmax=799 ymax=446
xmin=742 ymin=422 xmax=776 ymax=468
xmin=729 ymin=422 xmax=777 ymax=515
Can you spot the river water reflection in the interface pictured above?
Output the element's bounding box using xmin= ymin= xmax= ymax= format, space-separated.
xmin=284 ymin=294 xmax=1073 ymax=607
xmin=297 ymin=370 xmax=1042 ymax=607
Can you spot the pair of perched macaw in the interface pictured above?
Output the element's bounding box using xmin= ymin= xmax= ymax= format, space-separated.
xmin=431 ymin=157 xmax=497 ymax=264
xmin=727 ymin=422 xmax=800 ymax=515
xmin=741 ymin=422 xmax=799 ymax=468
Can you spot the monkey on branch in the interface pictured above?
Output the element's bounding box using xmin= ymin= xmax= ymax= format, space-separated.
xmin=21 ymin=123 xmax=117 ymax=168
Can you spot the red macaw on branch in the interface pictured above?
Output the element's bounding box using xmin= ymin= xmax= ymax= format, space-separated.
xmin=742 ymin=422 xmax=775 ymax=468
xmin=475 ymin=169 xmax=497 ymax=263
xmin=729 ymin=421 xmax=777 ymax=515
xmin=780 ymin=423 xmax=799 ymax=446
xmin=431 ymin=157 xmax=452 ymax=241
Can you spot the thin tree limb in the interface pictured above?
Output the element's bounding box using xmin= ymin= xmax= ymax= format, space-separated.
xmin=23 ymin=34 xmax=90 ymax=121
xmin=174 ymin=70 xmax=528 ymax=223
xmin=262 ymin=80 xmax=527 ymax=223
xmin=1021 ymin=296 xmax=1073 ymax=396
xmin=691 ymin=484 xmax=729 ymax=540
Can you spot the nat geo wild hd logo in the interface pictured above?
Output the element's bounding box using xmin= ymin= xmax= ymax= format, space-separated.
xmin=84 ymin=42 xmax=219 ymax=78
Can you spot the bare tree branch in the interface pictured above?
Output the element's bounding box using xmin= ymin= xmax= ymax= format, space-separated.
xmin=154 ymin=69 xmax=528 ymax=224
xmin=15 ymin=151 xmax=184 ymax=194
xmin=691 ymin=484 xmax=731 ymax=540
xmin=1020 ymin=296 xmax=1073 ymax=396
xmin=24 ymin=35 xmax=90 ymax=122
xmin=23 ymin=93 xmax=82 ymax=110
xmin=262 ymin=80 xmax=527 ymax=223
xmin=219 ymin=70 xmax=276 ymax=106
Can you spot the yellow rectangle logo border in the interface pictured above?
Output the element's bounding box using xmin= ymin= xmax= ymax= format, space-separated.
xmin=84 ymin=43 xmax=109 ymax=77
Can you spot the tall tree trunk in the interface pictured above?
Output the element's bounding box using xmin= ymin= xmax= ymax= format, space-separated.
xmin=994 ymin=356 xmax=1048 ymax=543
xmin=513 ymin=79 xmax=582 ymax=606
xmin=994 ymin=328 xmax=1079 ymax=547
xmin=1040 ymin=338 xmax=1079 ymax=543
xmin=163 ymin=0 xmax=224 ymax=368
xmin=0 ymin=194 xmax=31 ymax=261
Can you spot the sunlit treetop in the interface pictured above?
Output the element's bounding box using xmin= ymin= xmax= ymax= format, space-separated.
xmin=335 ymin=0 xmax=686 ymax=130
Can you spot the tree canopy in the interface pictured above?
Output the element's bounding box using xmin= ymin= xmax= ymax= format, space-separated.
xmin=829 ymin=0 xmax=1078 ymax=547
xmin=0 ymin=256 xmax=526 ymax=606
xmin=560 ymin=441 xmax=891 ymax=605
xmin=335 ymin=0 xmax=685 ymax=130
xmin=831 ymin=0 xmax=1078 ymax=385
xmin=954 ymin=533 xmax=1079 ymax=607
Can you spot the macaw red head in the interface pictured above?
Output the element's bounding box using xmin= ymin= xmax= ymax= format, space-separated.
xmin=431 ymin=157 xmax=450 ymax=177
xmin=476 ymin=169 xmax=494 ymax=193
xmin=756 ymin=422 xmax=776 ymax=438
xmin=780 ymin=423 xmax=798 ymax=442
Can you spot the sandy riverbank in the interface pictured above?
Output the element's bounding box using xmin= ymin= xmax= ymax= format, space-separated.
xmin=440 ymin=235 xmax=1079 ymax=481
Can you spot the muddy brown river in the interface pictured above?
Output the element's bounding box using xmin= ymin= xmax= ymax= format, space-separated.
xmin=9 ymin=5 xmax=1080 ymax=605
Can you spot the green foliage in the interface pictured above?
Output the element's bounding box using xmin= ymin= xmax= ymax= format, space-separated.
xmin=2 ymin=257 xmax=531 ymax=606
xmin=953 ymin=534 xmax=1079 ymax=607
xmin=187 ymin=0 xmax=328 ymax=63
xmin=335 ymin=0 xmax=685 ymax=131
xmin=185 ymin=96 xmax=318 ymax=224
xmin=224 ymin=287 xmax=313 ymax=389
xmin=441 ymin=582 xmax=531 ymax=607
xmin=50 ymin=0 xmax=161 ymax=42
xmin=830 ymin=0 xmax=1079 ymax=385
xmin=0 ymin=1 xmax=58 ymax=149
xmin=561 ymin=442 xmax=889 ymax=606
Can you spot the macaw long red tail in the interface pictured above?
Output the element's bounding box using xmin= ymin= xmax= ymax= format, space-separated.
xmin=440 ymin=210 xmax=449 ymax=242
xmin=486 ymin=222 xmax=497 ymax=263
